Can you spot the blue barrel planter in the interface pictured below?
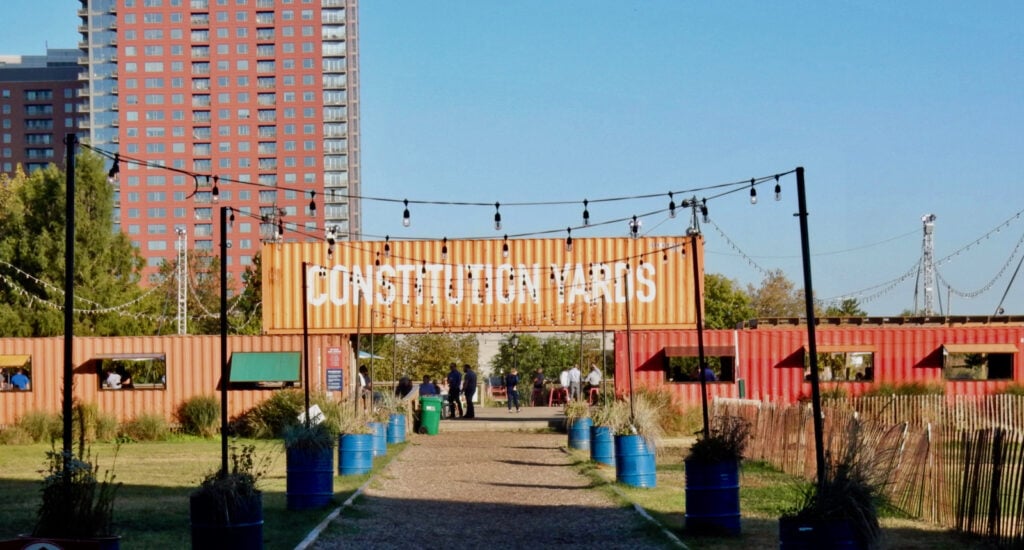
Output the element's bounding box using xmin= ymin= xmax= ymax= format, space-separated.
xmin=684 ymin=459 xmax=741 ymax=535
xmin=387 ymin=413 xmax=406 ymax=444
xmin=590 ymin=425 xmax=615 ymax=466
xmin=614 ymin=434 xmax=656 ymax=488
xmin=567 ymin=417 xmax=593 ymax=450
xmin=368 ymin=421 xmax=387 ymax=457
xmin=286 ymin=446 xmax=334 ymax=511
xmin=190 ymin=491 xmax=263 ymax=550
xmin=779 ymin=516 xmax=862 ymax=549
xmin=338 ymin=433 xmax=373 ymax=476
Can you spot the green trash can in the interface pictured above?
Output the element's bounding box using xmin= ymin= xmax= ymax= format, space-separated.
xmin=419 ymin=396 xmax=442 ymax=435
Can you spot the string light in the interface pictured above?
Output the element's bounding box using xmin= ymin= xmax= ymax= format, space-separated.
xmin=441 ymin=237 xmax=448 ymax=261
xmin=106 ymin=154 xmax=120 ymax=183
xmin=565 ymin=227 xmax=573 ymax=252
xmin=502 ymin=235 xmax=509 ymax=258
xmin=582 ymin=200 xmax=590 ymax=226
xmin=308 ymin=190 xmax=317 ymax=215
xmin=701 ymin=199 xmax=709 ymax=224
xmin=383 ymin=235 xmax=391 ymax=258
xmin=402 ymin=199 xmax=411 ymax=227
xmin=493 ymin=202 xmax=502 ymax=231
xmin=749 ymin=178 xmax=757 ymax=205
xmin=668 ymin=192 xmax=676 ymax=218
xmin=774 ymin=175 xmax=782 ymax=201
xmin=211 ymin=176 xmax=220 ymax=204
xmin=628 ymin=215 xmax=642 ymax=239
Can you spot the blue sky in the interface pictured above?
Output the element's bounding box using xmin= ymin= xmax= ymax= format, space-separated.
xmin=5 ymin=1 xmax=1024 ymax=316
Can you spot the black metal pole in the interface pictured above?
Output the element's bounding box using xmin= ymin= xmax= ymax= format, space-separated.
xmin=62 ymin=133 xmax=75 ymax=457
xmin=219 ymin=206 xmax=229 ymax=475
xmin=354 ymin=292 xmax=361 ymax=416
xmin=302 ymin=261 xmax=311 ymax=427
xmin=624 ymin=272 xmax=635 ymax=420
xmin=691 ymin=232 xmax=711 ymax=439
xmin=795 ymin=167 xmax=826 ymax=487
xmin=392 ymin=319 xmax=397 ymax=385
xmin=601 ymin=295 xmax=607 ymax=399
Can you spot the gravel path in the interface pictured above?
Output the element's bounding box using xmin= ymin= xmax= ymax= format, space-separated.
xmin=310 ymin=431 xmax=676 ymax=549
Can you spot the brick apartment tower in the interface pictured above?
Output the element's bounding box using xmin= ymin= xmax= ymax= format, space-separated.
xmin=77 ymin=0 xmax=361 ymax=282
xmin=0 ymin=50 xmax=83 ymax=175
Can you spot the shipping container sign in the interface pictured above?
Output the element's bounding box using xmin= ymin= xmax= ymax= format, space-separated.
xmin=261 ymin=237 xmax=701 ymax=334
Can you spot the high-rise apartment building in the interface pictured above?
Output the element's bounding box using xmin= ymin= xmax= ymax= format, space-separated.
xmin=0 ymin=49 xmax=83 ymax=175
xmin=77 ymin=0 xmax=360 ymax=281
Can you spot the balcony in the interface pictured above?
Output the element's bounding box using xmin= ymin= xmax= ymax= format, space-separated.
xmin=78 ymin=56 xmax=89 ymax=65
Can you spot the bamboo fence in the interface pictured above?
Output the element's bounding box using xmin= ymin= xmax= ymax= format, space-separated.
xmin=713 ymin=395 xmax=1024 ymax=547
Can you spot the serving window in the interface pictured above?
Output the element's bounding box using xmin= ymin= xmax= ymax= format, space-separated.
xmin=942 ymin=344 xmax=1016 ymax=381
xmin=92 ymin=354 xmax=167 ymax=390
xmin=0 ymin=355 xmax=32 ymax=392
xmin=663 ymin=345 xmax=735 ymax=383
xmin=804 ymin=347 xmax=875 ymax=382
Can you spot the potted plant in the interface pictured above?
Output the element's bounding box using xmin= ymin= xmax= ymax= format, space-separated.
xmin=588 ymin=398 xmax=627 ymax=466
xmin=374 ymin=391 xmax=410 ymax=445
xmin=331 ymin=399 xmax=374 ymax=476
xmin=779 ymin=419 xmax=893 ymax=549
xmin=190 ymin=443 xmax=269 ymax=550
xmin=28 ymin=442 xmax=122 ymax=550
xmin=684 ymin=415 xmax=751 ymax=535
xmin=606 ymin=393 xmax=664 ymax=488
xmin=282 ymin=421 xmax=336 ymax=511
xmin=564 ymin=399 xmax=592 ymax=450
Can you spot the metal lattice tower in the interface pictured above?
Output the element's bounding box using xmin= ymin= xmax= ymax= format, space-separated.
xmin=176 ymin=227 xmax=188 ymax=335
xmin=921 ymin=214 xmax=937 ymax=315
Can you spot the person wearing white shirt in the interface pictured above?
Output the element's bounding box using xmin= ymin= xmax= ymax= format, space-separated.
xmin=585 ymin=364 xmax=602 ymax=389
xmin=105 ymin=369 xmax=122 ymax=389
xmin=567 ymin=364 xmax=582 ymax=402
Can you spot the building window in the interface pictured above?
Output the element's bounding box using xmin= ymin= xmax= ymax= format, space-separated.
xmin=805 ymin=350 xmax=875 ymax=382
xmin=942 ymin=345 xmax=1016 ymax=381
xmin=664 ymin=346 xmax=736 ymax=383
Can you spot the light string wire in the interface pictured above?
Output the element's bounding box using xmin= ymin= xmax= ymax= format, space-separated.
xmin=935 ymin=228 xmax=1024 ymax=299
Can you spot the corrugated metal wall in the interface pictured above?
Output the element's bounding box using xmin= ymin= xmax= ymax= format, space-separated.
xmin=0 ymin=334 xmax=351 ymax=426
xmin=616 ymin=325 xmax=1024 ymax=405
xmin=261 ymin=236 xmax=699 ymax=334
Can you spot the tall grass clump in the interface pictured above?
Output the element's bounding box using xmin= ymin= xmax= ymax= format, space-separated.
xmin=864 ymin=382 xmax=944 ymax=396
xmin=177 ymin=395 xmax=221 ymax=438
xmin=17 ymin=410 xmax=61 ymax=442
xmin=121 ymin=413 xmax=170 ymax=441
xmin=235 ymin=389 xmax=306 ymax=438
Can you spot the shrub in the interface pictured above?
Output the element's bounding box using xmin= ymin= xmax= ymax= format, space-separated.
xmin=122 ymin=413 xmax=170 ymax=441
xmin=235 ymin=390 xmax=306 ymax=438
xmin=0 ymin=425 xmax=35 ymax=445
xmin=177 ymin=395 xmax=221 ymax=438
xmin=95 ymin=413 xmax=120 ymax=442
xmin=821 ymin=386 xmax=848 ymax=400
xmin=686 ymin=415 xmax=752 ymax=464
xmin=864 ymin=382 xmax=944 ymax=397
xmin=999 ymin=383 xmax=1024 ymax=396
xmin=17 ymin=410 xmax=61 ymax=443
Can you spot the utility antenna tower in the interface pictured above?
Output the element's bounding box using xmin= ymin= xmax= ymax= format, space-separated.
xmin=920 ymin=214 xmax=937 ymax=315
xmin=176 ymin=226 xmax=188 ymax=335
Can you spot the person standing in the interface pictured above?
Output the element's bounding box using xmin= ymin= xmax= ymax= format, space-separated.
xmin=358 ymin=365 xmax=371 ymax=411
xmin=567 ymin=364 xmax=582 ymax=402
xmin=558 ymin=367 xmax=570 ymax=404
xmin=446 ymin=362 xmax=464 ymax=419
xmin=585 ymin=364 xmax=602 ymax=391
xmin=505 ymin=367 xmax=521 ymax=413
xmin=462 ymin=364 xmax=477 ymax=419
xmin=531 ymin=368 xmax=545 ymax=406
xmin=10 ymin=368 xmax=29 ymax=391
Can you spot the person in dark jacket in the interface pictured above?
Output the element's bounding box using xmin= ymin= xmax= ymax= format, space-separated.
xmin=461 ymin=364 xmax=477 ymax=419
xmin=446 ymin=362 xmax=463 ymax=419
xmin=505 ymin=367 xmax=521 ymax=413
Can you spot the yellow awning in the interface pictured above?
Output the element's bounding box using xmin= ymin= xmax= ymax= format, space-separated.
xmin=0 ymin=355 xmax=30 ymax=368
xmin=942 ymin=343 xmax=1018 ymax=354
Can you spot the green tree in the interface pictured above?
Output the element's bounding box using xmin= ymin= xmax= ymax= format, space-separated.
xmin=823 ymin=298 xmax=867 ymax=317
xmin=0 ymin=153 xmax=146 ymax=336
xmin=393 ymin=333 xmax=478 ymax=384
xmin=747 ymin=269 xmax=805 ymax=318
xmin=703 ymin=273 xmax=755 ymax=329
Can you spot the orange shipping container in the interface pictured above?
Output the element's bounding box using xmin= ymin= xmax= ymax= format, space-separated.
xmin=261 ymin=236 xmax=701 ymax=334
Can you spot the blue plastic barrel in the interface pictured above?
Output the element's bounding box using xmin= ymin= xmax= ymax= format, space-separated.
xmin=684 ymin=459 xmax=741 ymax=535
xmin=368 ymin=421 xmax=386 ymax=457
xmin=286 ymin=446 xmax=334 ymax=511
xmin=387 ymin=413 xmax=406 ymax=444
xmin=338 ymin=433 xmax=373 ymax=476
xmin=190 ymin=492 xmax=263 ymax=550
xmin=614 ymin=434 xmax=656 ymax=488
xmin=567 ymin=417 xmax=593 ymax=450
xmin=779 ymin=517 xmax=860 ymax=549
xmin=590 ymin=425 xmax=615 ymax=466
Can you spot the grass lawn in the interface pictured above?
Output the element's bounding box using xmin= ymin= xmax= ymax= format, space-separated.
xmin=0 ymin=438 xmax=403 ymax=549
xmin=571 ymin=448 xmax=999 ymax=550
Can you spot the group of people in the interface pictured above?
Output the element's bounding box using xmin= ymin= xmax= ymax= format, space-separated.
xmin=385 ymin=363 xmax=480 ymax=420
xmin=555 ymin=364 xmax=602 ymax=402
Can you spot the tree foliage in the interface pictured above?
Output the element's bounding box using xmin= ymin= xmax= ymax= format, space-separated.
xmin=703 ymin=273 xmax=755 ymax=329
xmin=490 ymin=333 xmax=611 ymax=386
xmin=0 ymin=154 xmax=146 ymax=336
xmin=822 ymin=298 xmax=867 ymax=317
xmin=747 ymin=269 xmax=806 ymax=318
xmin=383 ymin=333 xmax=478 ymax=384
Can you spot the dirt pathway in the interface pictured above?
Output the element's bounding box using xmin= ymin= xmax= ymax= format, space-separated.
xmin=310 ymin=431 xmax=677 ymax=549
